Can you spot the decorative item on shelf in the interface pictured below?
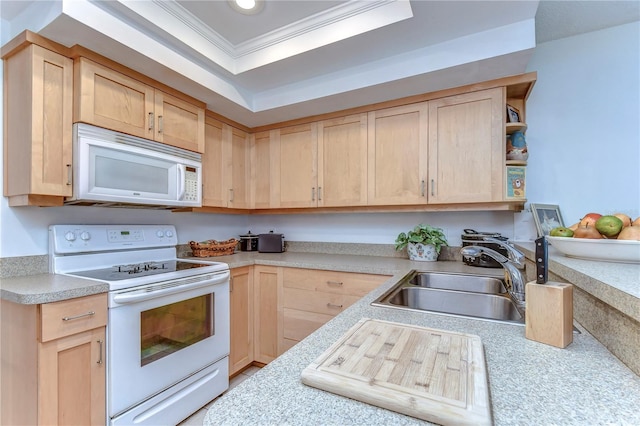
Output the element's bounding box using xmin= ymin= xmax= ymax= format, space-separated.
xmin=190 ymin=238 xmax=238 ymax=257
xmin=506 ymin=130 xmax=528 ymax=162
xmin=395 ymin=224 xmax=448 ymax=261
xmin=506 ymin=104 xmax=521 ymax=123
xmin=505 ymin=166 xmax=526 ymax=199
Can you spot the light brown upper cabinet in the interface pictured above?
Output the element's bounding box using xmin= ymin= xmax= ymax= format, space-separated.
xmin=3 ymin=44 xmax=73 ymax=206
xmin=228 ymin=126 xmax=252 ymax=209
xmin=317 ymin=114 xmax=368 ymax=207
xmin=202 ymin=117 xmax=226 ymax=207
xmin=202 ymin=116 xmax=251 ymax=208
xmin=367 ymin=103 xmax=429 ymax=205
xmin=427 ymin=88 xmax=504 ymax=203
xmin=271 ymin=123 xmax=318 ymax=208
xmin=74 ymin=58 xmax=205 ymax=153
xmin=252 ymin=130 xmax=277 ymax=209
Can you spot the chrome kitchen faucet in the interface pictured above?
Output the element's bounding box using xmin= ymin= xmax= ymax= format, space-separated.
xmin=460 ymin=246 xmax=526 ymax=308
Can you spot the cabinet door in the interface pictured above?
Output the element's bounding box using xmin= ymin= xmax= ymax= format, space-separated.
xmin=227 ymin=125 xmax=252 ymax=209
xmin=38 ymin=327 xmax=106 ymax=426
xmin=75 ymin=57 xmax=154 ymax=140
xmin=252 ymin=130 xmax=276 ymax=209
xmin=202 ymin=116 xmax=228 ymax=207
xmin=273 ymin=123 xmax=318 ymax=208
xmin=154 ymin=91 xmax=205 ymax=153
xmin=318 ymin=114 xmax=368 ymax=207
xmin=253 ymin=266 xmax=282 ymax=363
xmin=230 ymin=267 xmax=254 ymax=375
xmin=367 ymin=103 xmax=428 ymax=205
xmin=4 ymin=44 xmax=73 ymax=204
xmin=428 ymin=88 xmax=504 ymax=203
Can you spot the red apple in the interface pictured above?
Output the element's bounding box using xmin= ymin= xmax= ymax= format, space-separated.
xmin=579 ymin=212 xmax=602 ymax=228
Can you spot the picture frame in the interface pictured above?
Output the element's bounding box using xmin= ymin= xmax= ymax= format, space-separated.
xmin=530 ymin=203 xmax=565 ymax=237
xmin=506 ymin=104 xmax=521 ymax=123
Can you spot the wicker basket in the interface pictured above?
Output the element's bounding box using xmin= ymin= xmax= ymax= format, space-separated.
xmin=189 ymin=238 xmax=238 ymax=257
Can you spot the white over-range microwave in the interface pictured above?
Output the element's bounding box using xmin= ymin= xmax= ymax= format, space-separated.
xmin=66 ymin=123 xmax=202 ymax=208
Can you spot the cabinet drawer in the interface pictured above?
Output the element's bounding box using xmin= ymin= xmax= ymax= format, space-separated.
xmin=40 ymin=294 xmax=108 ymax=342
xmin=283 ymin=308 xmax=333 ymax=342
xmin=284 ymin=287 xmax=359 ymax=316
xmin=283 ymin=268 xmax=389 ymax=297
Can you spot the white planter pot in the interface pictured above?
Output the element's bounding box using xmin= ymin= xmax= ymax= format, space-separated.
xmin=407 ymin=242 xmax=438 ymax=261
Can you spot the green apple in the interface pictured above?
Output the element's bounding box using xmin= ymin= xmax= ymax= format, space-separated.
xmin=595 ymin=215 xmax=624 ymax=238
xmin=549 ymin=227 xmax=574 ymax=237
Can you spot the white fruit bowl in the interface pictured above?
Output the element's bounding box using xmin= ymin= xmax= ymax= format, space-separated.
xmin=547 ymin=236 xmax=640 ymax=264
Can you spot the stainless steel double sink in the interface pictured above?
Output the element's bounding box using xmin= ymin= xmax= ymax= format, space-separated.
xmin=372 ymin=270 xmax=525 ymax=325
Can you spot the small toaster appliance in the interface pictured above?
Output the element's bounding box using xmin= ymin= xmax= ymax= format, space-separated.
xmin=258 ymin=231 xmax=285 ymax=253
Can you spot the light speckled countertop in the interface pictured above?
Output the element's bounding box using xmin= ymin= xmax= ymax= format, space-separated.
xmin=2 ymin=248 xmax=639 ymax=425
xmin=202 ymin=256 xmax=640 ymax=425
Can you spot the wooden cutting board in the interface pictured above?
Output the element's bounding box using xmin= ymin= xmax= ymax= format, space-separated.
xmin=301 ymin=318 xmax=492 ymax=425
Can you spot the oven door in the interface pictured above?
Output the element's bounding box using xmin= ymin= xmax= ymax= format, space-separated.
xmin=107 ymin=270 xmax=229 ymax=418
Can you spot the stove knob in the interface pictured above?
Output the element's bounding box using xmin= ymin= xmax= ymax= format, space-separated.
xmin=80 ymin=232 xmax=91 ymax=241
xmin=64 ymin=231 xmax=77 ymax=242
xmin=156 ymin=230 xmax=164 ymax=238
xmin=165 ymin=230 xmax=174 ymax=238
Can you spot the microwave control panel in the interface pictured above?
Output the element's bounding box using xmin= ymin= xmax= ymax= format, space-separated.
xmin=184 ymin=167 xmax=199 ymax=202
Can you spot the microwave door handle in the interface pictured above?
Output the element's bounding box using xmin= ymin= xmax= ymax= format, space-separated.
xmin=177 ymin=164 xmax=186 ymax=200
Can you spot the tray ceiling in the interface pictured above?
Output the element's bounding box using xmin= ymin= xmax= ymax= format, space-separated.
xmin=1 ymin=0 xmax=638 ymax=127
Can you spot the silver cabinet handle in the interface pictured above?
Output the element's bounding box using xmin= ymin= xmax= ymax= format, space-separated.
xmin=62 ymin=311 xmax=95 ymax=321
xmin=318 ymin=186 xmax=322 ymax=201
xmin=421 ymin=179 xmax=425 ymax=197
xmin=327 ymin=303 xmax=343 ymax=309
xmin=97 ymin=340 xmax=104 ymax=365
xmin=326 ymin=280 xmax=343 ymax=287
xmin=230 ymin=276 xmax=234 ymax=293
xmin=158 ymin=115 xmax=163 ymax=133
xmin=311 ymin=187 xmax=316 ymax=201
xmin=66 ymin=164 xmax=72 ymax=186
xmin=431 ymin=179 xmax=435 ymax=196
xmin=229 ymin=188 xmax=234 ymax=202
xmin=148 ymin=112 xmax=154 ymax=131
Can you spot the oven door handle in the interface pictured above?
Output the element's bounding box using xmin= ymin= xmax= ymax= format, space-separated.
xmin=112 ymin=272 xmax=229 ymax=304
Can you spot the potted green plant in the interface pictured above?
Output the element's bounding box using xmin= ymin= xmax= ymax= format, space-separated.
xmin=395 ymin=224 xmax=448 ymax=261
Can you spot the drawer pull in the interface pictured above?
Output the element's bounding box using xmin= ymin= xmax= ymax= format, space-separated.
xmin=326 ymin=280 xmax=343 ymax=287
xmin=97 ymin=340 xmax=104 ymax=365
xmin=62 ymin=311 xmax=95 ymax=321
xmin=326 ymin=303 xmax=343 ymax=309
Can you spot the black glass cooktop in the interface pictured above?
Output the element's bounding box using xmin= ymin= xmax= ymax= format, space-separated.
xmin=69 ymin=260 xmax=215 ymax=282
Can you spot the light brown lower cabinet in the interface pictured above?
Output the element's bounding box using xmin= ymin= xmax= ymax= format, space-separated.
xmin=229 ymin=266 xmax=254 ymax=375
xmin=230 ymin=266 xmax=388 ymax=371
xmin=1 ymin=293 xmax=107 ymax=425
xmin=252 ymin=265 xmax=283 ymax=364
xmin=281 ymin=268 xmax=390 ymax=347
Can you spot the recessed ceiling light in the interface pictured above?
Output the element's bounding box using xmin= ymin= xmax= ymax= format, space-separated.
xmin=228 ymin=0 xmax=264 ymax=15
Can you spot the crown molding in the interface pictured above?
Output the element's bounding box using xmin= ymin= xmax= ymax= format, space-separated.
xmin=107 ymin=0 xmax=413 ymax=74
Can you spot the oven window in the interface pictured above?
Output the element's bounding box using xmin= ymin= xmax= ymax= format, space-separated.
xmin=140 ymin=294 xmax=214 ymax=366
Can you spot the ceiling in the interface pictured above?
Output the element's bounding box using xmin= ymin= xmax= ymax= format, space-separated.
xmin=1 ymin=0 xmax=639 ymax=127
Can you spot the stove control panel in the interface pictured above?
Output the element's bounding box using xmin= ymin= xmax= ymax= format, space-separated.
xmin=50 ymin=225 xmax=179 ymax=254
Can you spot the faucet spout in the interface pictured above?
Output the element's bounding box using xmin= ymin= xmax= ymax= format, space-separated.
xmin=481 ymin=237 xmax=525 ymax=268
xmin=460 ymin=246 xmax=526 ymax=307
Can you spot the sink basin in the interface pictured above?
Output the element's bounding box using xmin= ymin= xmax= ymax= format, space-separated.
xmin=372 ymin=271 xmax=525 ymax=325
xmin=408 ymin=271 xmax=506 ymax=294
xmin=384 ymin=287 xmax=523 ymax=322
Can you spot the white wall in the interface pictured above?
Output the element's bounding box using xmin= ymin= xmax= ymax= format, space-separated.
xmin=2 ymin=21 xmax=638 ymax=258
xmin=524 ymin=21 xmax=640 ymax=226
